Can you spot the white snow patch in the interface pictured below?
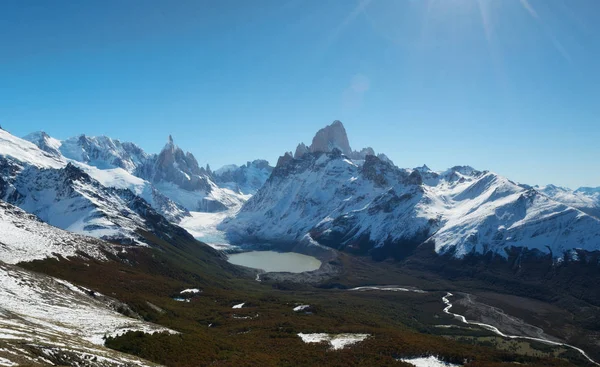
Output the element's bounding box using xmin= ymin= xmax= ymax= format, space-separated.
xmin=293 ymin=305 xmax=310 ymax=312
xmin=180 ymin=288 xmax=201 ymax=294
xmin=0 ymin=356 xmax=17 ymax=366
xmin=398 ymin=356 xmax=461 ymax=367
xmin=297 ymin=333 xmax=369 ymax=350
xmin=232 ymin=303 xmax=245 ymax=309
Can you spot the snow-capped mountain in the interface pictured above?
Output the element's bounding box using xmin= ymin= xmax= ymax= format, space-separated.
xmin=293 ymin=120 xmax=380 ymax=161
xmin=23 ymin=131 xmax=248 ymax=214
xmin=537 ymin=184 xmax=600 ymax=219
xmin=221 ymin=121 xmax=600 ymax=260
xmin=22 ymin=131 xmax=189 ymax=222
xmin=1 ymin=128 xmax=190 ymax=245
xmin=213 ymin=159 xmax=273 ymax=195
xmin=136 ymin=135 xmax=247 ymax=212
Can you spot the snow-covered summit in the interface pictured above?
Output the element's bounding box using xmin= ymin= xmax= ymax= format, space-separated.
xmin=22 ymin=131 xmax=62 ymax=157
xmin=59 ymin=134 xmax=149 ymax=172
xmin=1 ymin=128 xmax=65 ymax=169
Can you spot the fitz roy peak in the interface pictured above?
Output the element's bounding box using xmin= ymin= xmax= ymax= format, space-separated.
xmin=221 ymin=120 xmax=600 ymax=261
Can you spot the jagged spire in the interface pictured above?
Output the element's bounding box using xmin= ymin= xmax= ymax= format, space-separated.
xmin=309 ymin=120 xmax=352 ymax=156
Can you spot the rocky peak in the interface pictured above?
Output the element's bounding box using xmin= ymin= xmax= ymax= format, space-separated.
xmin=144 ymin=135 xmax=211 ymax=193
xmin=276 ymin=152 xmax=294 ymax=168
xmin=361 ymin=155 xmax=392 ymax=187
xmin=309 ymin=120 xmax=352 ymax=156
xmin=63 ymin=162 xmax=92 ymax=184
xmin=294 ymin=143 xmax=309 ymax=159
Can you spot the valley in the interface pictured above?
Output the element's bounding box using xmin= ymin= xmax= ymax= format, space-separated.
xmin=0 ymin=121 xmax=599 ymax=366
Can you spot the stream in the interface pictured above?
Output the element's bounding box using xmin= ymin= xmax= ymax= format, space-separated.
xmin=442 ymin=292 xmax=599 ymax=366
xmin=348 ymin=286 xmax=599 ymax=366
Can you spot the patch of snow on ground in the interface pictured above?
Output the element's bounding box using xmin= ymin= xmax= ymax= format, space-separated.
xmin=297 ymin=333 xmax=369 ymax=350
xmin=0 ymin=356 xmax=17 ymax=366
xmin=293 ymin=305 xmax=310 ymax=312
xmin=349 ymin=286 xmax=427 ymax=293
xmin=232 ymin=303 xmax=245 ymax=309
xmin=399 ymin=356 xmax=461 ymax=367
xmin=180 ymin=288 xmax=201 ymax=294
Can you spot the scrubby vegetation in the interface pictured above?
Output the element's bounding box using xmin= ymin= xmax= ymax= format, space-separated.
xmin=19 ymin=231 xmax=599 ymax=366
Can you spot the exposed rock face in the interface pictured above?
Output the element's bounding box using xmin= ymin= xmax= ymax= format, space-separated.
xmin=276 ymin=152 xmax=294 ymax=168
xmin=309 ymin=120 xmax=352 ymax=156
xmin=294 ymin=143 xmax=309 ymax=159
xmin=0 ymin=156 xmax=183 ymax=246
xmin=298 ymin=121 xmax=381 ymax=161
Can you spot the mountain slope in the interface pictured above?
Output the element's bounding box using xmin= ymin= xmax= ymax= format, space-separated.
xmin=222 ymin=121 xmax=600 ymax=261
xmin=0 ymin=261 xmax=170 ymax=367
xmin=538 ymin=184 xmax=600 ymax=219
xmin=0 ymin=200 xmax=115 ymax=264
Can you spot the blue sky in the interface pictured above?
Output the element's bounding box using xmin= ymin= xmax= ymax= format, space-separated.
xmin=0 ymin=0 xmax=598 ymax=188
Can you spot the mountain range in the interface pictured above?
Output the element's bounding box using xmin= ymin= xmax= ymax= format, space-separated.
xmin=1 ymin=122 xmax=598 ymax=262
xmin=222 ymin=120 xmax=600 ymax=262
xmin=1 ymin=121 xmax=600 ymax=366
